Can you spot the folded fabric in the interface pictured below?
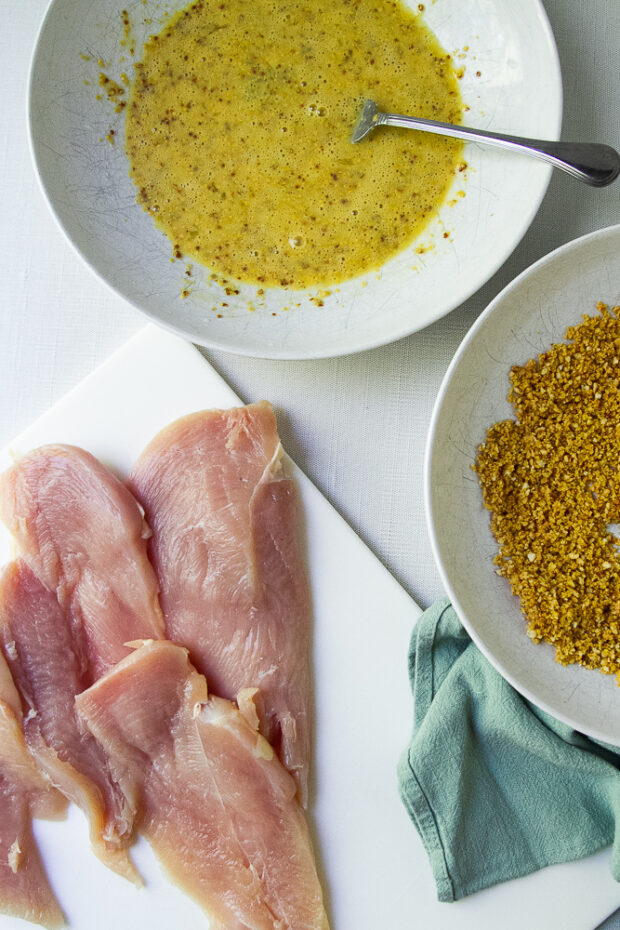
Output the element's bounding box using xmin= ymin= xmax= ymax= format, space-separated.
xmin=397 ymin=597 xmax=620 ymax=902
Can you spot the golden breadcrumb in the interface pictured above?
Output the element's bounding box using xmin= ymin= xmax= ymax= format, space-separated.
xmin=475 ymin=302 xmax=620 ymax=682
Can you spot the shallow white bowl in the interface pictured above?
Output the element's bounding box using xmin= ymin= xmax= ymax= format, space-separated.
xmin=29 ymin=0 xmax=561 ymax=359
xmin=426 ymin=223 xmax=620 ymax=744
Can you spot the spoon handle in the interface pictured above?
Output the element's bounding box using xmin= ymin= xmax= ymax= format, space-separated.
xmin=380 ymin=112 xmax=620 ymax=187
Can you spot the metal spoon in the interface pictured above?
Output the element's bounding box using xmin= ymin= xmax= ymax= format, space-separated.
xmin=352 ymin=99 xmax=620 ymax=188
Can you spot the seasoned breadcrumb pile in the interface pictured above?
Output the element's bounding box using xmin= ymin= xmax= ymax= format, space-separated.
xmin=475 ymin=302 xmax=620 ymax=681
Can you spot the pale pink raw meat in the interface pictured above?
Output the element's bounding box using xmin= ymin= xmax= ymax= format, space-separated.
xmin=0 ymin=444 xmax=164 ymax=679
xmin=0 ymin=443 xmax=165 ymax=883
xmin=0 ymin=561 xmax=140 ymax=884
xmin=129 ymin=402 xmax=313 ymax=803
xmin=0 ymin=648 xmax=66 ymax=928
xmin=76 ymin=640 xmax=329 ymax=930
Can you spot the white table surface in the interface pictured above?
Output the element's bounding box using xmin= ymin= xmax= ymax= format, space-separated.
xmin=1 ymin=0 xmax=620 ymax=927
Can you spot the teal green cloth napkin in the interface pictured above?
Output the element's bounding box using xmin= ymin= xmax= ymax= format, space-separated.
xmin=397 ymin=598 xmax=620 ymax=902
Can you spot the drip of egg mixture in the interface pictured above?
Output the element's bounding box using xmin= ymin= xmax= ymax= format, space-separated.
xmin=126 ymin=0 xmax=464 ymax=289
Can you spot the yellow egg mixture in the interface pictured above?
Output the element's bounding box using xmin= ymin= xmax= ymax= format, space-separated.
xmin=126 ymin=0 xmax=464 ymax=289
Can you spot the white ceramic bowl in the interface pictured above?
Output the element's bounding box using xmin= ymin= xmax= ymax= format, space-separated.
xmin=426 ymin=223 xmax=620 ymax=744
xmin=29 ymin=0 xmax=562 ymax=359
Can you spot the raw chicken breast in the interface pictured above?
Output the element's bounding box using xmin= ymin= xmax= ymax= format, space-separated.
xmin=0 ymin=444 xmax=164 ymax=678
xmin=0 ymin=562 xmax=139 ymax=884
xmin=129 ymin=402 xmax=313 ymax=803
xmin=76 ymin=640 xmax=329 ymax=930
xmin=0 ymin=649 xmax=65 ymax=929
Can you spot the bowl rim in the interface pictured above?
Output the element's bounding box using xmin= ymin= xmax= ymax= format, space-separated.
xmin=27 ymin=0 xmax=563 ymax=360
xmin=424 ymin=221 xmax=620 ymax=743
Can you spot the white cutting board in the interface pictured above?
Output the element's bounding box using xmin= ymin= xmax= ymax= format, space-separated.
xmin=0 ymin=325 xmax=619 ymax=930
